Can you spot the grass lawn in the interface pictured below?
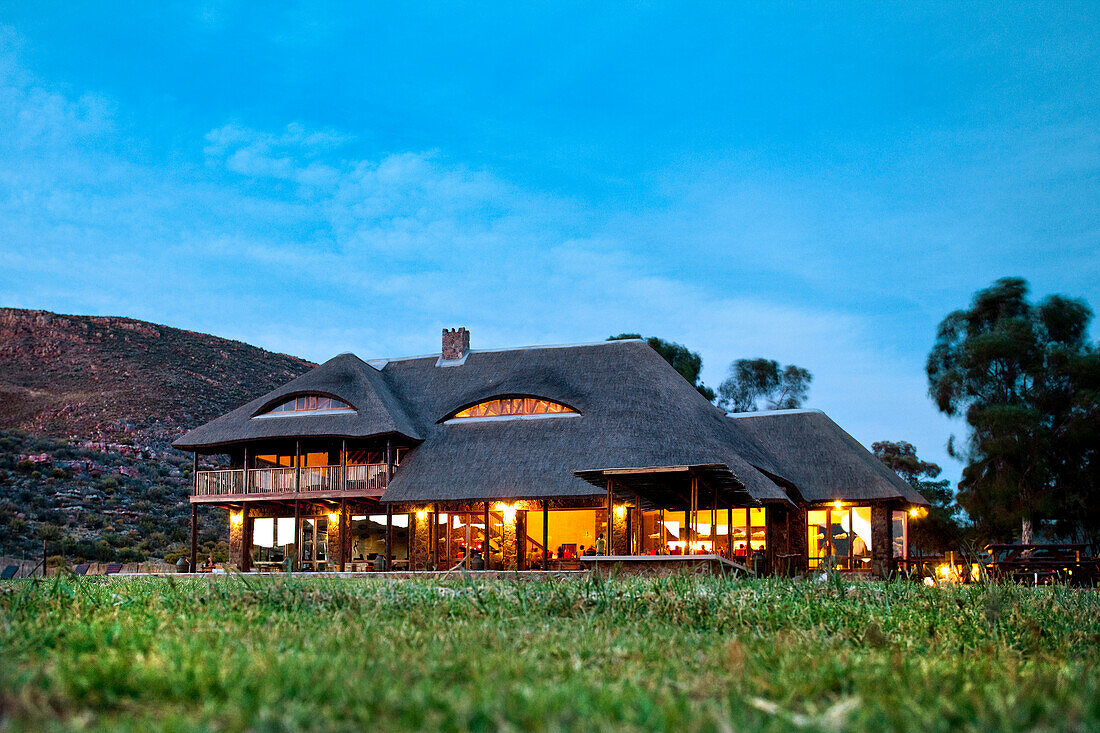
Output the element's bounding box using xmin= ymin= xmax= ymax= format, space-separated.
xmin=1 ymin=574 xmax=1098 ymax=732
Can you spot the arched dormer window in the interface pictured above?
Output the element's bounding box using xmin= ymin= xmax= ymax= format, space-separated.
xmin=445 ymin=396 xmax=578 ymax=423
xmin=254 ymin=394 xmax=355 ymax=418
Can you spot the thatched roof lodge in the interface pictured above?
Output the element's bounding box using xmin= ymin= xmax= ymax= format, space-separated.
xmin=175 ymin=329 xmax=928 ymax=576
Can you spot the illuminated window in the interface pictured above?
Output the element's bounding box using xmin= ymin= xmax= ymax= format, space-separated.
xmin=449 ymin=397 xmax=577 ymax=420
xmin=807 ymin=505 xmax=872 ymax=571
xmin=255 ymin=394 xmax=354 ymax=417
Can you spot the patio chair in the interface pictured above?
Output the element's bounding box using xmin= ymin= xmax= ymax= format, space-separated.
xmin=104 ymin=563 xmax=123 ymax=575
xmin=1 ymin=565 xmax=18 ymax=580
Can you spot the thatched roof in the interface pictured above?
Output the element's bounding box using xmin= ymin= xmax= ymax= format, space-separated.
xmin=725 ymin=409 xmax=930 ymax=506
xmin=376 ymin=340 xmax=790 ymax=504
xmin=173 ymin=353 xmax=421 ymax=449
xmin=174 ymin=339 xmax=927 ymax=508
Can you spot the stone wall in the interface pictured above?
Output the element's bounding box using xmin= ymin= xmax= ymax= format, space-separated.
xmin=410 ymin=511 xmax=431 ymax=570
xmin=870 ymin=503 xmax=893 ymax=578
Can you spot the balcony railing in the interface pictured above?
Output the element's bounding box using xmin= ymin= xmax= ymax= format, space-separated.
xmin=193 ymin=464 xmax=389 ymax=498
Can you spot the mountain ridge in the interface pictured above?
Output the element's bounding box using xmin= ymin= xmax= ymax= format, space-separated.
xmin=0 ymin=307 xmax=316 ymax=446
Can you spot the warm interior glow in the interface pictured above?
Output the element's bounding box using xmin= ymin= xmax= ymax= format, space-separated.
xmin=328 ymin=512 xmax=340 ymax=524
xmin=498 ymin=503 xmax=517 ymax=524
xmin=452 ymin=397 xmax=576 ymax=419
xmin=258 ymin=394 xmax=354 ymax=416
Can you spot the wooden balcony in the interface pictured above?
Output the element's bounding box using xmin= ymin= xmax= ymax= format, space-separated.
xmin=192 ymin=464 xmax=389 ymax=502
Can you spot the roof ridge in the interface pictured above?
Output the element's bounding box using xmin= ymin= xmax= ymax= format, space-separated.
xmin=364 ymin=338 xmax=645 ymax=368
xmin=726 ymin=408 xmax=824 ymax=419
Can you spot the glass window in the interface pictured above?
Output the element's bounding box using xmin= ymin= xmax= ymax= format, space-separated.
xmin=891 ymin=511 xmax=908 ymax=562
xmin=450 ymin=397 xmax=577 ymax=420
xmin=256 ymin=394 xmax=354 ymax=417
xmin=807 ymin=506 xmax=873 ymax=572
xmin=807 ymin=510 xmax=828 ymax=570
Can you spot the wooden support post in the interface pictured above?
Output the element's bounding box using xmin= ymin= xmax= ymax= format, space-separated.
xmin=340 ymin=439 xmax=347 ymax=572
xmin=294 ymin=441 xmax=302 ymax=568
xmin=385 ymin=505 xmax=393 ymax=571
xmin=727 ymin=505 xmax=734 ymax=558
xmin=542 ymin=499 xmax=549 ymax=570
xmin=446 ymin=511 xmax=453 ymax=568
xmin=689 ymin=476 xmax=698 ymax=554
xmin=339 ymin=495 xmax=347 ymax=572
xmin=606 ymin=479 xmax=613 ymax=555
xmin=484 ymin=502 xmax=490 ymax=569
xmin=431 ymin=503 xmax=439 ymax=570
xmin=711 ymin=490 xmax=718 ymax=555
xmin=293 ymin=499 xmax=301 ymax=571
xmin=241 ymin=504 xmax=251 ymax=572
xmin=190 ymin=503 xmax=198 ymax=572
xmin=385 ymin=438 xmax=394 ymax=484
xmin=465 ymin=513 xmax=472 ymax=566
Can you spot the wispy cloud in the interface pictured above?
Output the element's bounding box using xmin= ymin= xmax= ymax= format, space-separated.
xmin=0 ymin=32 xmax=997 ymax=481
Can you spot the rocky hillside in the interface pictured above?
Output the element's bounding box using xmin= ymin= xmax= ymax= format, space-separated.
xmin=0 ymin=308 xmax=314 ymax=446
xmin=0 ymin=308 xmax=316 ymax=563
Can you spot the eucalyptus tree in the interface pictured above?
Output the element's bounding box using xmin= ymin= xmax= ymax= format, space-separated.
xmin=927 ymin=277 xmax=1098 ymax=545
xmin=608 ymin=334 xmax=716 ymax=401
xmin=716 ymin=359 xmax=812 ymax=412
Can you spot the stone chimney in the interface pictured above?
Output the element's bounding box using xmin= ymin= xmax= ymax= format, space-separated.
xmin=441 ymin=327 xmax=470 ymax=361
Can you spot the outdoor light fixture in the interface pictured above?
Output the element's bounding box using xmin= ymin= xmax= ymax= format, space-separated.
xmin=230 ymin=511 xmax=243 ymax=526
xmin=417 ymin=509 xmax=429 ymax=520
xmin=833 ymin=500 xmax=842 ymax=510
xmin=614 ymin=504 xmax=626 ymax=519
xmin=328 ymin=512 xmax=339 ymax=524
xmin=500 ymin=504 xmax=517 ymax=524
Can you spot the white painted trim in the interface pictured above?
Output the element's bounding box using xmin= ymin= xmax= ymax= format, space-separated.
xmin=251 ymin=409 xmax=357 ymax=420
xmin=435 ymin=350 xmax=470 ymax=367
xmin=442 ymin=412 xmax=581 ymax=425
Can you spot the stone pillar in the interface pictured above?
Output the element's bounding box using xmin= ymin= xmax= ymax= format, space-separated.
xmin=611 ymin=506 xmax=630 ymax=555
xmin=410 ymin=510 xmax=431 ymax=570
xmin=764 ymin=505 xmax=787 ymax=576
xmin=502 ymin=510 xmax=520 ymax=570
xmin=788 ymin=507 xmax=808 ymax=576
xmin=870 ymin=503 xmax=893 ymax=578
xmin=327 ymin=511 xmax=342 ymax=571
xmin=228 ymin=510 xmax=244 ymax=569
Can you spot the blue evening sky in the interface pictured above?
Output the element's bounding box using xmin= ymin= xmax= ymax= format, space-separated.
xmin=1 ymin=3 xmax=1098 ymax=486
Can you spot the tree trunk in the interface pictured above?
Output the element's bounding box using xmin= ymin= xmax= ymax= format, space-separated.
xmin=1021 ymin=518 xmax=1033 ymax=545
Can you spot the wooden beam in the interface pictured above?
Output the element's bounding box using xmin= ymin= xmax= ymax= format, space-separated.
xmin=727 ymin=504 xmax=733 ymax=558
xmin=484 ymin=502 xmax=490 ymax=569
xmin=293 ymin=498 xmax=301 ymax=571
xmin=241 ymin=504 xmax=251 ymax=572
xmin=606 ymin=479 xmax=613 ymax=555
xmin=431 ymin=503 xmax=439 ymax=570
xmin=340 ymin=439 xmax=347 ymax=573
xmin=339 ymin=495 xmax=347 ymax=572
xmin=385 ymin=505 xmax=393 ymax=571
xmin=294 ymin=440 xmax=302 ymax=569
xmin=385 ymin=438 xmax=394 ymax=484
xmin=190 ymin=502 xmax=198 ymax=572
xmin=542 ymin=499 xmax=549 ymax=570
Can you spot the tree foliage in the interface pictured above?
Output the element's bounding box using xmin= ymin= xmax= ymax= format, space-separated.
xmin=927 ymin=277 xmax=1099 ymax=548
xmin=608 ymin=334 xmax=716 ymax=401
xmin=716 ymin=359 xmax=812 ymax=412
xmin=872 ymin=440 xmax=960 ymax=556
